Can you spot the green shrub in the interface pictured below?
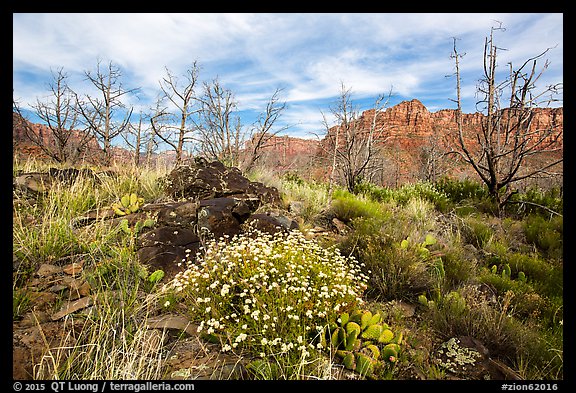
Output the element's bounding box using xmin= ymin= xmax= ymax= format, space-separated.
xmin=167 ymin=228 xmax=368 ymax=379
xmin=460 ymin=216 xmax=494 ymax=249
xmin=523 ymin=215 xmax=563 ymax=259
xmin=503 ymin=252 xmax=561 ymax=296
xmin=331 ymin=189 xmax=388 ymax=223
xmin=394 ymin=182 xmax=450 ymax=211
xmin=434 ymin=177 xmax=488 ymax=203
xmin=355 ymin=181 xmax=449 ymax=211
xmin=506 ymin=186 xmax=563 ymax=217
xmin=353 ymin=182 xmax=394 ymax=203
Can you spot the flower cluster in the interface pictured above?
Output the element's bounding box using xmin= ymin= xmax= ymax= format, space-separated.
xmin=165 ymin=228 xmax=368 ymax=361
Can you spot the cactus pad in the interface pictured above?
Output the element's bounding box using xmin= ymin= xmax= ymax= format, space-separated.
xmin=355 ymin=353 xmax=375 ymax=375
xmin=345 ymin=322 xmax=361 ymax=336
xmin=382 ymin=343 xmax=400 ymax=361
xmin=345 ymin=329 xmax=360 ymax=351
xmin=360 ymin=311 xmax=373 ymax=330
xmin=343 ymin=352 xmax=356 ymax=370
xmin=378 ymin=328 xmax=394 ymax=344
xmin=361 ymin=324 xmax=382 ymax=340
xmin=368 ymin=312 xmax=381 ymax=326
xmin=331 ymin=327 xmax=344 ymax=348
xmin=364 ymin=344 xmax=380 ymax=359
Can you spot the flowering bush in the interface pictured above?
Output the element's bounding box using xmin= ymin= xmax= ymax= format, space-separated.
xmin=164 ymin=227 xmax=368 ymax=377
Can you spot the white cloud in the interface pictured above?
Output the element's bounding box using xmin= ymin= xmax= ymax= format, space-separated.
xmin=13 ymin=13 xmax=562 ymax=138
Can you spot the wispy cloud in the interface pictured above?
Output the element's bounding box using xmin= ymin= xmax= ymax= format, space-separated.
xmin=13 ymin=13 xmax=563 ymax=138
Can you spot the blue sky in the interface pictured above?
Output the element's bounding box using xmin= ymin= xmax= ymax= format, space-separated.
xmin=13 ymin=13 xmax=563 ymax=140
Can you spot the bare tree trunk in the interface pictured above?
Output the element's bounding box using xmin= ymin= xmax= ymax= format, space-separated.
xmin=242 ymin=89 xmax=288 ymax=172
xmin=13 ymin=68 xmax=94 ymax=165
xmin=77 ymin=60 xmax=138 ymax=166
xmin=449 ymin=24 xmax=563 ymax=214
xmin=321 ymin=83 xmax=392 ymax=193
xmin=150 ymin=63 xmax=200 ymax=168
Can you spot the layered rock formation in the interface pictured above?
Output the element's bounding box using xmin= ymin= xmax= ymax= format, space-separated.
xmin=12 ymin=112 xmax=103 ymax=162
xmin=13 ymin=99 xmax=563 ymax=185
xmin=326 ymin=99 xmax=563 ymax=154
xmin=317 ymin=99 xmax=563 ymax=185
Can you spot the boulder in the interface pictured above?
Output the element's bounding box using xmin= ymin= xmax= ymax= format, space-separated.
xmin=137 ymin=244 xmax=198 ymax=279
xmin=137 ymin=226 xmax=201 ymax=278
xmin=244 ymin=212 xmax=299 ymax=235
xmin=196 ymin=197 xmax=257 ymax=240
xmin=68 ymin=159 xmax=295 ymax=281
xmin=163 ymin=157 xmax=281 ymax=205
xmin=13 ymin=167 xmax=102 ymax=195
xmin=148 ymin=201 xmax=199 ymax=228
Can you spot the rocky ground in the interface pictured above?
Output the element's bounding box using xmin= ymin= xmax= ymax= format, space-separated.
xmin=13 ymin=159 xmax=524 ymax=381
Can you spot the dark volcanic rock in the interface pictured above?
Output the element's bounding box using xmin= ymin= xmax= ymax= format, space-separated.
xmin=164 ymin=157 xmax=281 ymax=205
xmin=244 ymin=212 xmax=299 ymax=235
xmin=197 ymin=198 xmax=244 ymax=240
xmin=148 ymin=201 xmax=200 ymax=227
xmin=137 ymin=244 xmax=199 ymax=279
xmin=137 ymin=226 xmax=201 ymax=278
xmin=138 ymin=226 xmax=199 ymax=248
xmin=68 ymin=159 xmax=294 ymax=281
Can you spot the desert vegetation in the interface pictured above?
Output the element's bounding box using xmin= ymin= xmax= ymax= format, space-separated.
xmin=13 ymin=156 xmax=562 ymax=380
xmin=13 ymin=25 xmax=562 ymax=382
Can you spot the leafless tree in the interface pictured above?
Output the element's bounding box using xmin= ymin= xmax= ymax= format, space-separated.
xmin=13 ymin=68 xmax=95 ymax=164
xmin=241 ymin=88 xmax=289 ymax=172
xmin=144 ymin=132 xmax=160 ymax=168
xmin=449 ymin=24 xmax=563 ymax=211
xmin=418 ymin=127 xmax=450 ymax=182
xmin=121 ymin=112 xmax=157 ymax=167
xmin=321 ymin=83 xmax=392 ymax=193
xmin=195 ymin=78 xmax=242 ymax=166
xmin=76 ymin=60 xmax=138 ymax=166
xmin=150 ymin=63 xmax=200 ymax=167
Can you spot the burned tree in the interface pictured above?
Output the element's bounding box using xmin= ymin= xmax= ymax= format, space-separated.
xmin=449 ymin=25 xmax=562 ymax=211
xmin=241 ymin=88 xmax=289 ymax=172
xmin=150 ymin=63 xmax=200 ymax=167
xmin=120 ymin=112 xmax=158 ymax=167
xmin=13 ymin=68 xmax=95 ymax=164
xmin=76 ymin=60 xmax=138 ymax=166
xmin=195 ymin=78 xmax=242 ymax=167
xmin=322 ymin=83 xmax=392 ymax=193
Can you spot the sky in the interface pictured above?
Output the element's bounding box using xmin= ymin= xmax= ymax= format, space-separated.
xmin=13 ymin=13 xmax=563 ymax=140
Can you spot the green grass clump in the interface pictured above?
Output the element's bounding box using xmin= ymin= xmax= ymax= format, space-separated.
xmin=167 ymin=227 xmax=369 ymax=379
xmin=506 ymin=186 xmax=563 ymax=217
xmin=281 ymin=178 xmax=331 ymax=223
xmin=523 ymin=214 xmax=563 ymax=259
xmin=340 ymin=218 xmax=441 ymax=302
xmin=460 ymin=215 xmax=495 ymax=249
xmin=354 ymin=181 xmax=449 ymax=211
xmin=434 ymin=176 xmax=488 ymax=203
xmin=331 ymin=189 xmax=389 ymax=223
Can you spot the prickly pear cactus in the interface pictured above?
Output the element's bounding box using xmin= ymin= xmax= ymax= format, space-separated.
xmin=324 ymin=307 xmax=403 ymax=379
xmin=112 ymin=193 xmax=145 ymax=216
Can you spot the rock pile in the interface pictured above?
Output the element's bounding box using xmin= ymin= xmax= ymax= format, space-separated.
xmin=136 ymin=158 xmax=297 ymax=279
